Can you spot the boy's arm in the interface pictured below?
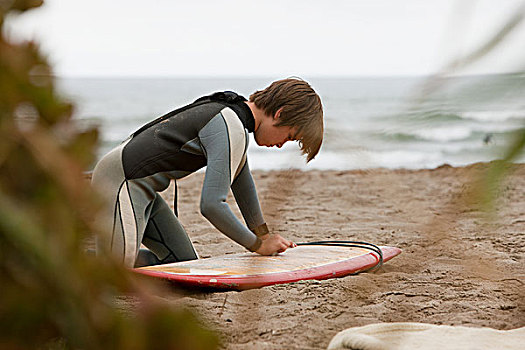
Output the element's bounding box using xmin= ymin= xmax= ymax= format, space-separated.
xmin=230 ymin=161 xmax=269 ymax=237
xmin=198 ymin=112 xmax=262 ymax=252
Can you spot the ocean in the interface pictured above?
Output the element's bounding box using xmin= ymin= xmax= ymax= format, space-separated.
xmin=57 ymin=75 xmax=525 ymax=171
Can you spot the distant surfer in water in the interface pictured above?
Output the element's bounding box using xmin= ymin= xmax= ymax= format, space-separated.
xmin=91 ymin=78 xmax=324 ymax=267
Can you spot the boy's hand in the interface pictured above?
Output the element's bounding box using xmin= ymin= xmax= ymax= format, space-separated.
xmin=255 ymin=234 xmax=296 ymax=256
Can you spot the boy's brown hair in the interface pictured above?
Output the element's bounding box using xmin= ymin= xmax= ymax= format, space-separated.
xmin=249 ymin=78 xmax=324 ymax=162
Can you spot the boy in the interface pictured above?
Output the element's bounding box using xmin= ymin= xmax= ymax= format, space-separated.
xmin=92 ymin=78 xmax=324 ymax=267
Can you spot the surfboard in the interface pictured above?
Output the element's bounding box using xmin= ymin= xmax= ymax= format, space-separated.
xmin=135 ymin=245 xmax=401 ymax=290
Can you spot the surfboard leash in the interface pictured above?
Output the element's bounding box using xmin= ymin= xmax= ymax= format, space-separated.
xmin=295 ymin=240 xmax=384 ymax=272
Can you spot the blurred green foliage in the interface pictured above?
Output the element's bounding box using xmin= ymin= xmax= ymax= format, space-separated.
xmin=0 ymin=1 xmax=218 ymax=349
xmin=475 ymin=128 xmax=525 ymax=212
xmin=415 ymin=3 xmax=525 ymax=212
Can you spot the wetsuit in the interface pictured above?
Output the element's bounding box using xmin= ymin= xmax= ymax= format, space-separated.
xmin=91 ymin=92 xmax=267 ymax=267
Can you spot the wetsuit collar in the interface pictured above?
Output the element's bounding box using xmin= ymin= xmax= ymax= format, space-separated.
xmin=197 ymin=91 xmax=255 ymax=133
xmin=235 ymin=100 xmax=256 ymax=133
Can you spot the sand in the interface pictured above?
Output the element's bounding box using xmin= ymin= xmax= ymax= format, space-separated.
xmin=149 ymin=163 xmax=524 ymax=349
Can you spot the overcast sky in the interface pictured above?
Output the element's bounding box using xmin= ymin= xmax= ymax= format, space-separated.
xmin=5 ymin=0 xmax=525 ymax=77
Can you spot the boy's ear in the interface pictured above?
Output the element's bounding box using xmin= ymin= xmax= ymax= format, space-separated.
xmin=273 ymin=107 xmax=284 ymax=120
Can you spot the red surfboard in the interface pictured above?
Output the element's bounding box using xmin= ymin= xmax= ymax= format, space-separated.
xmin=135 ymin=245 xmax=401 ymax=290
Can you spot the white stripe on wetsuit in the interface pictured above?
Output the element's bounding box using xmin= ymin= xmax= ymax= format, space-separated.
xmin=220 ymin=107 xmax=247 ymax=184
xmin=118 ymin=181 xmax=138 ymax=267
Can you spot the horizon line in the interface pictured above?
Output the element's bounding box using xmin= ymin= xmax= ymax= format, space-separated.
xmin=53 ymin=71 xmax=524 ymax=80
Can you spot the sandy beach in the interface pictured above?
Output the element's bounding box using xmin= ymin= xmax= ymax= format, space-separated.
xmin=135 ymin=163 xmax=525 ymax=349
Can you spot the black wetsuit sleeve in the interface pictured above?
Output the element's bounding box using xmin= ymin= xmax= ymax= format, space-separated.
xmin=198 ymin=113 xmax=259 ymax=250
xmin=231 ymin=161 xmax=266 ymax=230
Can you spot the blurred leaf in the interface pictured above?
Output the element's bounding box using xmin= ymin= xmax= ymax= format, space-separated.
xmin=408 ymin=3 xmax=525 ymax=214
xmin=0 ymin=2 xmax=218 ymax=349
xmin=416 ymin=4 xmax=525 ymax=98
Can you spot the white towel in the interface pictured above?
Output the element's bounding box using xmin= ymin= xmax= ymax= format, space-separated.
xmin=327 ymin=323 xmax=525 ymax=350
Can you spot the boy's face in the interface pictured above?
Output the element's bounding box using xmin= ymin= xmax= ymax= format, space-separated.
xmin=254 ymin=111 xmax=298 ymax=149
